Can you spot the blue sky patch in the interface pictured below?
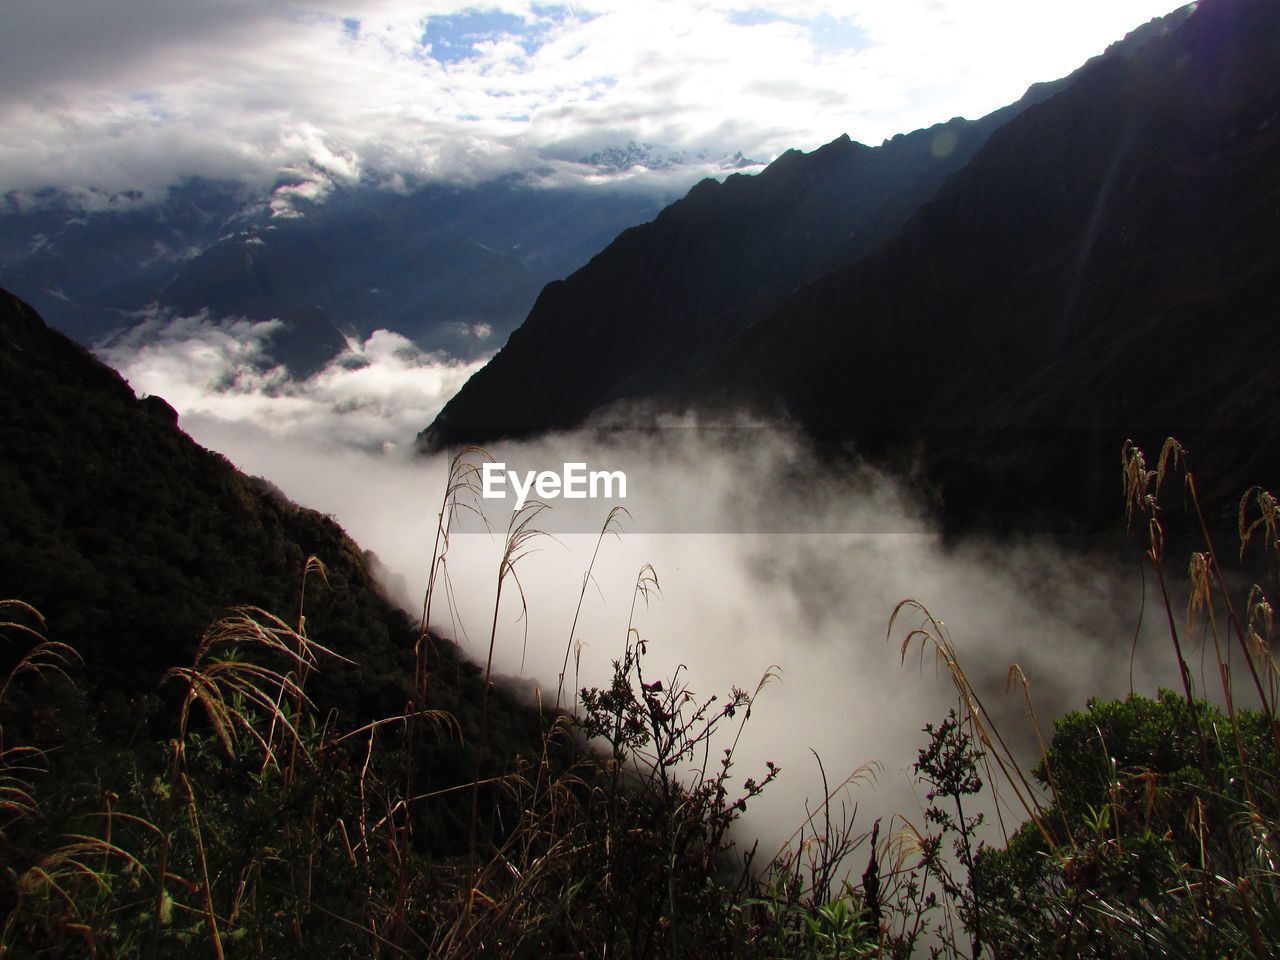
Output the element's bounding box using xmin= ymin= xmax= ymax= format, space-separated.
xmin=726 ymin=8 xmax=782 ymax=27
xmin=421 ymin=7 xmax=563 ymax=64
xmin=727 ymin=8 xmax=870 ymax=55
xmin=807 ymin=14 xmax=870 ymax=55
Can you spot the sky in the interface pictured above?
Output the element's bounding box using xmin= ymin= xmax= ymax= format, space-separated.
xmin=1 ymin=0 xmax=1185 ymax=201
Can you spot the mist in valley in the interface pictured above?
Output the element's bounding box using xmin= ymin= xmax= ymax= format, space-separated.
xmin=104 ymin=316 xmax=1194 ymax=859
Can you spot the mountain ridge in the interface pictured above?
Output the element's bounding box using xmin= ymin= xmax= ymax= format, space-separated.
xmin=419 ymin=4 xmax=1196 ymax=455
xmin=0 ymin=176 xmax=683 ymax=375
xmin=694 ymin=0 xmax=1280 ymax=527
xmin=419 ymin=0 xmax=1275 ymax=532
xmin=0 ymin=286 xmax=538 ymax=741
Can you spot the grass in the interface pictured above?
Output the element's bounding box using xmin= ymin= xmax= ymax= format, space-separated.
xmin=2 ymin=439 xmax=1280 ymax=957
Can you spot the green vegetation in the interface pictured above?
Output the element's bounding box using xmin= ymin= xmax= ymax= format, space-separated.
xmin=8 ymin=250 xmax=1280 ymax=956
xmin=4 ymin=288 xmax=1280 ymax=956
xmin=3 ymin=438 xmax=1279 ymax=957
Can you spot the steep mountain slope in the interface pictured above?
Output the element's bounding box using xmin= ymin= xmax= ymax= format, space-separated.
xmin=422 ymin=0 xmax=1274 ymax=530
xmin=0 ymin=287 xmax=528 ymax=740
xmin=419 ymin=6 xmax=1193 ymax=450
xmin=698 ymin=0 xmax=1280 ymax=527
xmin=420 ymin=120 xmax=1015 ymax=447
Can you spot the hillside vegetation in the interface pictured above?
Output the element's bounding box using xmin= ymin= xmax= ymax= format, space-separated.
xmin=2 ymin=290 xmax=1280 ymax=956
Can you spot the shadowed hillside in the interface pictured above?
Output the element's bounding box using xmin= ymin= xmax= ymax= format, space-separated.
xmin=700 ymin=0 xmax=1280 ymax=530
xmin=418 ymin=0 xmax=1280 ymax=534
xmin=420 ymin=6 xmax=1194 ymax=456
xmin=421 ymin=105 xmax=1041 ymax=447
xmin=0 ymin=286 xmax=535 ymax=737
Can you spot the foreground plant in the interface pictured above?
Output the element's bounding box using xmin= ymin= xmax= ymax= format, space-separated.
xmin=12 ymin=435 xmax=1280 ymax=958
xmin=884 ymin=439 xmax=1280 ymax=959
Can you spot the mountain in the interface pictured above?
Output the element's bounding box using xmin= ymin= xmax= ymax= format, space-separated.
xmin=154 ymin=177 xmax=681 ymax=366
xmin=419 ymin=120 xmax=1022 ymax=447
xmin=0 ymin=174 xmax=684 ymax=374
xmin=0 ymin=179 xmax=253 ymax=345
xmin=420 ymin=0 xmax=1275 ymax=530
xmin=693 ymin=0 xmax=1280 ymax=528
xmin=0 ymin=288 xmax=573 ymax=950
xmin=579 ymin=140 xmax=759 ymax=174
xmin=419 ymin=6 xmax=1194 ymax=454
xmin=0 ymin=286 xmax=533 ymax=743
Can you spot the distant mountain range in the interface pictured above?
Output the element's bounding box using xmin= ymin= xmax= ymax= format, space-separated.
xmin=579 ymin=141 xmax=760 ymax=174
xmin=423 ymin=0 xmax=1278 ymax=531
xmin=0 ymin=162 xmax=726 ymax=374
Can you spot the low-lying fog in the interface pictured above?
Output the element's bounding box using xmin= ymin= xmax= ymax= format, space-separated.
xmin=103 ymin=318 xmax=1195 ymax=861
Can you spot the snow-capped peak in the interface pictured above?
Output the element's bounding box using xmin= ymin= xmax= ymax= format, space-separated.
xmin=579 ymin=140 xmax=758 ymax=173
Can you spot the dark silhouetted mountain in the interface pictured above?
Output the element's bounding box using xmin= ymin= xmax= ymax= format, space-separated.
xmin=0 ymin=287 xmax=534 ymax=744
xmin=420 ymin=6 xmax=1194 ymax=452
xmin=695 ymin=0 xmax=1280 ymax=529
xmin=421 ymin=0 xmax=1275 ymax=531
xmin=421 ymin=119 xmax=1018 ymax=447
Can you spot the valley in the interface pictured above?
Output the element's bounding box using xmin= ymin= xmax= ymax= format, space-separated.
xmin=1 ymin=1 xmax=1276 ymax=955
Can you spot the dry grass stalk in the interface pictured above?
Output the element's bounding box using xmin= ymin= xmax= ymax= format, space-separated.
xmin=557 ymin=505 xmax=630 ymax=712
xmin=890 ymin=599 xmax=1053 ymax=847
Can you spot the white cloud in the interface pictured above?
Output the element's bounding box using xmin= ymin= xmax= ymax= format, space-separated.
xmin=99 ymin=322 xmax=1190 ymax=857
xmin=1 ymin=0 xmax=1185 ymax=200
xmin=169 ymin=406 xmax=1188 ymax=860
xmin=98 ymin=312 xmax=486 ymax=451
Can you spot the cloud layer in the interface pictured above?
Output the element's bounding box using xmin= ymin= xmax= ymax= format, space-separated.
xmin=197 ymin=413 xmax=1185 ymax=859
xmin=3 ymin=0 xmax=1183 ymax=199
xmin=101 ymin=324 xmax=1197 ymax=859
xmin=100 ymin=312 xmax=485 ymax=451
